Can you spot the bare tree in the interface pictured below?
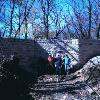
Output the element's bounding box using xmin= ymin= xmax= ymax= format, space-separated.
xmin=14 ymin=3 xmax=22 ymax=38
xmin=50 ymin=9 xmax=62 ymax=38
xmin=63 ymin=0 xmax=100 ymax=39
xmin=0 ymin=0 xmax=99 ymax=40
xmin=14 ymin=0 xmax=35 ymax=38
xmin=0 ymin=1 xmax=6 ymax=38
xmin=9 ymin=0 xmax=15 ymax=38
xmin=94 ymin=0 xmax=100 ymax=39
xmin=24 ymin=2 xmax=28 ymax=39
xmin=39 ymin=0 xmax=54 ymax=39
xmin=87 ymin=0 xmax=92 ymax=39
xmin=96 ymin=23 xmax=100 ymax=39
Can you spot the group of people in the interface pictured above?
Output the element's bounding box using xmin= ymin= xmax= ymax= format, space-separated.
xmin=48 ymin=53 xmax=71 ymax=75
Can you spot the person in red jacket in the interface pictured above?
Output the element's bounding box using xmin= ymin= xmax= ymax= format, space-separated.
xmin=48 ymin=54 xmax=54 ymax=74
xmin=48 ymin=54 xmax=53 ymax=66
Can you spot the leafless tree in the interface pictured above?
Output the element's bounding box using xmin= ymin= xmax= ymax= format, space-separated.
xmin=9 ymin=0 xmax=15 ymax=38
xmin=39 ymin=0 xmax=54 ymax=39
xmin=0 ymin=0 xmax=99 ymax=39
xmin=63 ymin=0 xmax=100 ymax=39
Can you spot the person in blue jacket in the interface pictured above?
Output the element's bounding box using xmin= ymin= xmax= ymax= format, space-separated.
xmin=63 ymin=54 xmax=71 ymax=74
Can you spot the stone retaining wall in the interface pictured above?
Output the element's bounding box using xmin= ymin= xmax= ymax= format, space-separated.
xmin=0 ymin=38 xmax=48 ymax=71
xmin=79 ymin=39 xmax=100 ymax=65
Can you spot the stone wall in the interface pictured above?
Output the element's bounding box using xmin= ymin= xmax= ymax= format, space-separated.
xmin=79 ymin=39 xmax=100 ymax=65
xmin=0 ymin=38 xmax=48 ymax=71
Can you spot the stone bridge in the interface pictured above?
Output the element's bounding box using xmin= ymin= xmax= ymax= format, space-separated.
xmin=0 ymin=38 xmax=100 ymax=72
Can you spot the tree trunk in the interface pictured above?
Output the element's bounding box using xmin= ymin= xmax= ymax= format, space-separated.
xmin=87 ymin=0 xmax=92 ymax=39
xmin=9 ymin=0 xmax=15 ymax=38
xmin=45 ymin=14 xmax=49 ymax=39
xmin=14 ymin=6 xmax=21 ymax=38
xmin=24 ymin=5 xmax=28 ymax=39
xmin=96 ymin=23 xmax=100 ymax=39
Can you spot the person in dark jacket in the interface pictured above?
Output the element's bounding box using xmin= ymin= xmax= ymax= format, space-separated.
xmin=55 ymin=54 xmax=62 ymax=75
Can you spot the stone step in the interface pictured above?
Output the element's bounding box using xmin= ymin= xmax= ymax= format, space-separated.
xmin=31 ymin=82 xmax=79 ymax=92
xmin=30 ymin=74 xmax=83 ymax=92
xmin=37 ymin=75 xmax=77 ymax=83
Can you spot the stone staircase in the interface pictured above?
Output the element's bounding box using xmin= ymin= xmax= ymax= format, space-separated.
xmin=30 ymin=74 xmax=83 ymax=93
xmin=30 ymin=74 xmax=100 ymax=100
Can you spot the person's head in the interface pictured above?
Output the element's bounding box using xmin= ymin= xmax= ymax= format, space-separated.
xmin=65 ymin=54 xmax=68 ymax=57
xmin=49 ymin=54 xmax=52 ymax=57
xmin=56 ymin=53 xmax=59 ymax=57
xmin=57 ymin=54 xmax=60 ymax=57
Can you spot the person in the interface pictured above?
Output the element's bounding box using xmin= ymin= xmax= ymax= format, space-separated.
xmin=10 ymin=54 xmax=14 ymax=61
xmin=48 ymin=54 xmax=54 ymax=66
xmin=55 ymin=54 xmax=62 ymax=75
xmin=63 ymin=54 xmax=71 ymax=75
xmin=48 ymin=54 xmax=54 ymax=74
